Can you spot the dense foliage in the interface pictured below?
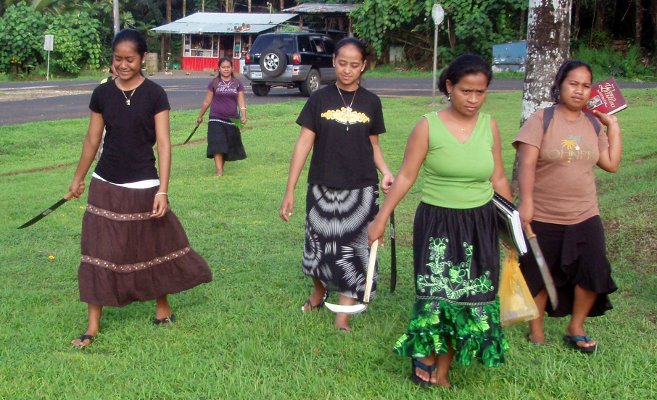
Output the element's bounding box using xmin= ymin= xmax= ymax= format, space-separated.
xmin=352 ymin=0 xmax=527 ymax=65
xmin=47 ymin=11 xmax=103 ymax=74
xmin=0 ymin=3 xmax=47 ymax=74
xmin=0 ymin=0 xmax=655 ymax=79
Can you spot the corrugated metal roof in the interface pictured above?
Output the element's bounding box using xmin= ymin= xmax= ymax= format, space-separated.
xmin=282 ymin=3 xmax=359 ymax=14
xmin=152 ymin=12 xmax=297 ymax=34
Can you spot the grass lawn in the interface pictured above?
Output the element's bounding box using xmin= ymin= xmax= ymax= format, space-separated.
xmin=0 ymin=90 xmax=656 ymax=399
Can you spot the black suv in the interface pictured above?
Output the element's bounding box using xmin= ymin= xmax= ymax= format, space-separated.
xmin=243 ymin=32 xmax=336 ymax=97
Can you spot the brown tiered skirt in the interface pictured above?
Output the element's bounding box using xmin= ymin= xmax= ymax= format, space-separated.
xmin=78 ymin=178 xmax=212 ymax=307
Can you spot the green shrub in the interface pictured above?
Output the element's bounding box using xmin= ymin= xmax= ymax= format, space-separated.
xmin=573 ymin=43 xmax=657 ymax=81
xmin=0 ymin=3 xmax=47 ymax=75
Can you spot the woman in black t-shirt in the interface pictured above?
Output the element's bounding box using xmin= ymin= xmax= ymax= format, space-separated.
xmin=68 ymin=29 xmax=212 ymax=348
xmin=279 ymin=38 xmax=394 ymax=332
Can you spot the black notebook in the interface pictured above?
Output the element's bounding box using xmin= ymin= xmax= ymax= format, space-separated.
xmin=493 ymin=193 xmax=527 ymax=255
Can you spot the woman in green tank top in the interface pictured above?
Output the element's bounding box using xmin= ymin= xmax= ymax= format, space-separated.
xmin=369 ymin=55 xmax=512 ymax=388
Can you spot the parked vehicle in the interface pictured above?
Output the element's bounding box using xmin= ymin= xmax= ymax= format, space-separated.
xmin=243 ymin=32 xmax=336 ymax=97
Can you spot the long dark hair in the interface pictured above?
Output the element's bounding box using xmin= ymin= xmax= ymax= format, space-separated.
xmin=112 ymin=28 xmax=148 ymax=58
xmin=217 ymin=56 xmax=234 ymax=80
xmin=437 ymin=54 xmax=492 ymax=96
xmin=551 ymin=60 xmax=593 ymax=104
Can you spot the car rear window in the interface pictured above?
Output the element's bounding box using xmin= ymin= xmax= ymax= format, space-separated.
xmin=251 ymin=35 xmax=297 ymax=54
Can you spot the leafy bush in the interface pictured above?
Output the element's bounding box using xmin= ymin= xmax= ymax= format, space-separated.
xmin=47 ymin=11 xmax=103 ymax=75
xmin=352 ymin=0 xmax=527 ymax=67
xmin=573 ymin=43 xmax=657 ymax=81
xmin=0 ymin=3 xmax=47 ymax=75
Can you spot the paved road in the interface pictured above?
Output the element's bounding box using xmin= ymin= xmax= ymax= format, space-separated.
xmin=1 ymin=74 xmax=654 ymax=126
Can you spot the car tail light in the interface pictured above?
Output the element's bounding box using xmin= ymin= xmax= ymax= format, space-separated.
xmin=292 ymin=53 xmax=300 ymax=64
xmin=245 ymin=53 xmax=251 ymax=63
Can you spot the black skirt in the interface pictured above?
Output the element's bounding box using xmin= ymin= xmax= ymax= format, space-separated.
xmin=206 ymin=119 xmax=246 ymax=161
xmin=519 ymin=216 xmax=616 ymax=317
xmin=302 ymin=184 xmax=379 ymax=302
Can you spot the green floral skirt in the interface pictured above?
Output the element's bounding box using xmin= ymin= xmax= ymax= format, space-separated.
xmin=393 ymin=202 xmax=507 ymax=367
xmin=393 ymin=299 xmax=507 ymax=366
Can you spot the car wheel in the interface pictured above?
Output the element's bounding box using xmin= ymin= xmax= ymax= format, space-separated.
xmin=259 ymin=48 xmax=287 ymax=77
xmin=300 ymin=69 xmax=320 ymax=97
xmin=252 ymin=83 xmax=270 ymax=97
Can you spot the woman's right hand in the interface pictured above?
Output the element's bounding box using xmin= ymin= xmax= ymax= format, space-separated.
xmin=367 ymin=217 xmax=386 ymax=246
xmin=196 ymin=116 xmax=203 ymax=125
xmin=518 ymin=200 xmax=534 ymax=228
xmin=69 ymin=179 xmax=86 ymax=199
xmin=279 ymin=192 xmax=294 ymax=222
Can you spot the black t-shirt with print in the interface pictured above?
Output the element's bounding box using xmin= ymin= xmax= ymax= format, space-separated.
xmin=296 ymin=84 xmax=386 ymax=189
xmin=90 ymin=79 xmax=171 ymax=184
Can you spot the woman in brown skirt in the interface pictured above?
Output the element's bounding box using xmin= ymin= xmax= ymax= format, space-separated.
xmin=68 ymin=29 xmax=212 ymax=348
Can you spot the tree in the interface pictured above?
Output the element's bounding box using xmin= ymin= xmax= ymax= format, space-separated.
xmin=47 ymin=10 xmax=103 ymax=74
xmin=0 ymin=3 xmax=47 ymax=74
xmin=511 ymin=0 xmax=572 ymax=193
xmin=351 ymin=0 xmax=527 ymax=66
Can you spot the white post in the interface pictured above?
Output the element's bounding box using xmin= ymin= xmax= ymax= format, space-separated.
xmin=431 ymin=4 xmax=445 ymax=105
xmin=113 ymin=0 xmax=120 ymax=34
xmin=432 ymin=24 xmax=438 ymax=105
xmin=44 ymin=35 xmax=54 ymax=81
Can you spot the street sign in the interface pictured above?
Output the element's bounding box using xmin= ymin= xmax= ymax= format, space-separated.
xmin=43 ymin=35 xmax=54 ymax=51
xmin=432 ymin=4 xmax=445 ymax=26
xmin=44 ymin=35 xmax=54 ymax=81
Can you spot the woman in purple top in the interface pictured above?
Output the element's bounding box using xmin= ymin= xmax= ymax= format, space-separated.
xmin=197 ymin=57 xmax=248 ymax=176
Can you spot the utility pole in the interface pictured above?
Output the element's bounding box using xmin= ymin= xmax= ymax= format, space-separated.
xmin=113 ymin=0 xmax=120 ymax=34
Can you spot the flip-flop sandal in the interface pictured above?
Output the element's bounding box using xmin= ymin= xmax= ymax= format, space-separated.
xmin=410 ymin=358 xmax=436 ymax=388
xmin=563 ymin=335 xmax=597 ymax=353
xmin=301 ymin=291 xmax=329 ymax=313
xmin=73 ymin=334 xmax=95 ymax=348
xmin=153 ymin=314 xmax=176 ymax=325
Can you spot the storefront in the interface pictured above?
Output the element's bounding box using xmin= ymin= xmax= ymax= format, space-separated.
xmin=153 ymin=12 xmax=297 ymax=72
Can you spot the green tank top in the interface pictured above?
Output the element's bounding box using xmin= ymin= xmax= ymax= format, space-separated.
xmin=421 ymin=111 xmax=494 ymax=209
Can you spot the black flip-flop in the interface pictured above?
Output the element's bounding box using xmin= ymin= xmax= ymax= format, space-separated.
xmin=153 ymin=314 xmax=176 ymax=325
xmin=301 ymin=291 xmax=328 ymax=313
xmin=73 ymin=334 xmax=95 ymax=348
xmin=410 ymin=358 xmax=436 ymax=388
xmin=563 ymin=335 xmax=597 ymax=353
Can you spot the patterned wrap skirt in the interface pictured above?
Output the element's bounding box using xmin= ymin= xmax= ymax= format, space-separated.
xmin=393 ymin=201 xmax=507 ymax=367
xmin=78 ymin=178 xmax=213 ymax=307
xmin=519 ymin=215 xmax=616 ymax=317
xmin=302 ymin=184 xmax=379 ymax=302
xmin=206 ymin=119 xmax=246 ymax=161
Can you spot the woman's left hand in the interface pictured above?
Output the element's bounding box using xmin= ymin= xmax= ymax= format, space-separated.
xmin=151 ymin=194 xmax=168 ymax=218
xmin=593 ymin=110 xmax=618 ymax=128
xmin=241 ymin=115 xmax=247 ymax=124
xmin=380 ymin=172 xmax=394 ymax=194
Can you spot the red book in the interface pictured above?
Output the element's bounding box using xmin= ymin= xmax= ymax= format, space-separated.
xmin=586 ymin=77 xmax=628 ymax=115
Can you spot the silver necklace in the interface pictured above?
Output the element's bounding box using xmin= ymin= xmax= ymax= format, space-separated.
xmin=120 ymin=87 xmax=137 ymax=106
xmin=336 ymin=84 xmax=357 ymax=131
xmin=218 ymin=79 xmax=232 ymax=90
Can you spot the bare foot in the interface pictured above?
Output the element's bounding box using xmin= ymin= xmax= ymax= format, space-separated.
xmin=435 ymin=376 xmax=452 ymax=388
xmin=528 ymin=332 xmax=545 ymax=345
xmin=334 ymin=313 xmax=351 ymax=332
xmin=215 ymin=170 xmax=224 ymax=176
xmin=71 ymin=332 xmax=96 ymax=348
